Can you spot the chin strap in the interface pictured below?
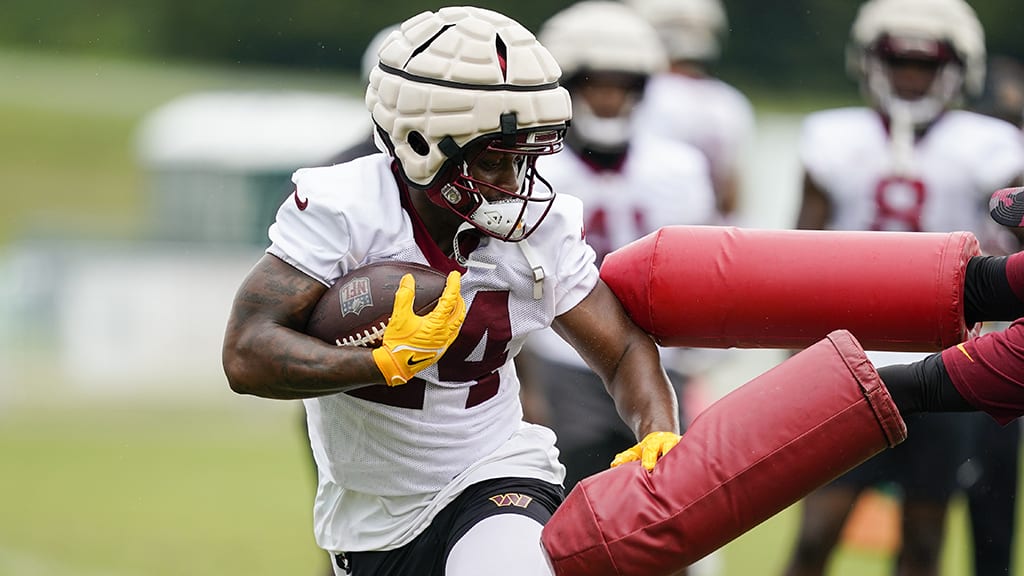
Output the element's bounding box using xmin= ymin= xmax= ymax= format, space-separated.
xmin=452 ymin=222 xmax=495 ymax=270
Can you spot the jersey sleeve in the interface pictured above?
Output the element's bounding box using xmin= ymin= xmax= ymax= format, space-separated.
xmin=545 ymin=196 xmax=600 ymax=316
xmin=798 ymin=111 xmax=836 ymax=190
xmin=267 ymin=167 xmax=354 ymax=285
xmin=708 ymin=84 xmax=755 ymax=177
xmin=941 ymin=320 xmax=1024 ymax=425
xmin=266 ymin=156 xmax=406 ymax=286
xmin=964 ymin=116 xmax=1024 ymax=191
xmin=797 ymin=108 xmax=873 ymax=194
xmin=638 ymin=137 xmax=716 ymax=227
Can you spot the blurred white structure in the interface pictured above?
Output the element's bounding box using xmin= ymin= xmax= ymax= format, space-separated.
xmin=136 ymin=90 xmax=369 ymax=246
xmin=1 ymin=91 xmax=371 ymax=400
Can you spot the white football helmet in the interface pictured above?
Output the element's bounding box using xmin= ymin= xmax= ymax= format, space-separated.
xmin=623 ymin=0 xmax=728 ymax=63
xmin=539 ymin=1 xmax=667 ymax=152
xmin=848 ymin=0 xmax=986 ymax=126
xmin=365 ymin=6 xmax=572 ymax=241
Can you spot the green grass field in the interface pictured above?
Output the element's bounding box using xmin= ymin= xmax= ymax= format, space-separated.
xmin=1 ymin=48 xmax=1020 ymax=576
xmin=0 ymin=393 xmax=1016 ymax=576
xmin=0 ymin=400 xmax=324 ymax=576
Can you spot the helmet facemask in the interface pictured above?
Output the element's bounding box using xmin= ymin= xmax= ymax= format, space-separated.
xmin=564 ymin=72 xmax=647 ymax=155
xmin=863 ymin=35 xmax=966 ymax=127
xmin=434 ymin=117 xmax=565 ymax=242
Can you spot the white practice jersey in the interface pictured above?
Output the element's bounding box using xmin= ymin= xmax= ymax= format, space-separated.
xmin=801 ymin=108 xmax=1024 ymax=234
xmin=800 ymin=107 xmax=1024 ymax=365
xmin=529 ymin=135 xmax=716 ymax=367
xmin=266 ymin=154 xmax=600 ymax=552
xmin=633 ymin=73 xmax=755 ymax=191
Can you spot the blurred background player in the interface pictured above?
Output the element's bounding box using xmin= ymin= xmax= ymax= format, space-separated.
xmin=517 ymin=4 xmax=717 ymax=572
xmin=518 ymin=0 xmax=714 ymax=486
xmin=782 ymin=1 xmax=1024 ymax=575
xmin=625 ymin=0 xmax=755 ymax=223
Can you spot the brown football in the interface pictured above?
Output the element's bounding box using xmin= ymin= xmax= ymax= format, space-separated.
xmin=305 ymin=261 xmax=448 ymax=347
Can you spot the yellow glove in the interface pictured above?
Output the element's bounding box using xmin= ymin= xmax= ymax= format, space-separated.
xmin=372 ymin=271 xmax=466 ymax=386
xmin=610 ymin=431 xmax=682 ymax=471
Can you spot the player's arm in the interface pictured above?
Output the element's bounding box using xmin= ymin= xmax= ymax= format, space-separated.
xmin=552 ymin=279 xmax=680 ymax=448
xmin=714 ymin=169 xmax=741 ymax=218
xmin=964 ymin=252 xmax=1024 ymax=324
xmin=884 ymin=247 xmax=1024 ymax=422
xmin=222 ymin=254 xmax=388 ymax=399
xmin=795 ymin=171 xmax=831 ymax=230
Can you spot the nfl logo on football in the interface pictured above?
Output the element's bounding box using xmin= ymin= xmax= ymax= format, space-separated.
xmin=339 ymin=276 xmax=373 ymax=316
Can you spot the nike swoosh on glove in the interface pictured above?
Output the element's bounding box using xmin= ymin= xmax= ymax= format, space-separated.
xmin=372 ymin=271 xmax=467 ymax=386
xmin=610 ymin=431 xmax=682 ymax=471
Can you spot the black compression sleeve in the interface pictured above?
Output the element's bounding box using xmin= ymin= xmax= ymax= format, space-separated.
xmin=878 ymin=353 xmax=974 ymax=416
xmin=964 ymin=255 xmax=1024 ymax=324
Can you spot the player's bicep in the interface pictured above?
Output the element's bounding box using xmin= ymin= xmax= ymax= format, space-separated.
xmin=227 ymin=253 xmax=327 ymax=334
xmin=552 ymin=279 xmax=642 ymax=381
xmin=796 ymin=171 xmax=831 ymax=230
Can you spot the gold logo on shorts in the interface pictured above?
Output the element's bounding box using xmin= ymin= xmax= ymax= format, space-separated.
xmin=488 ymin=493 xmax=533 ymax=508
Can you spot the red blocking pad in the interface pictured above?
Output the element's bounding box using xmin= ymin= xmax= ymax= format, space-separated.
xmin=600 ymin=225 xmax=980 ymax=351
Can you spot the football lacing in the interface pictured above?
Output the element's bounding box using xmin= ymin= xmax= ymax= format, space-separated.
xmin=335 ymin=320 xmax=387 ymax=347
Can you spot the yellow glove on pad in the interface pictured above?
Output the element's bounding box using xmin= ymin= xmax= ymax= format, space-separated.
xmin=610 ymin=431 xmax=682 ymax=471
xmin=372 ymin=271 xmax=466 ymax=386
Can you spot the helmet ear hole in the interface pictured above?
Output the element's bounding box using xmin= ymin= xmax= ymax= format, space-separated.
xmin=408 ymin=131 xmax=430 ymax=156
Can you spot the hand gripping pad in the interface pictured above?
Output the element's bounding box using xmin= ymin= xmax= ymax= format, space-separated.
xmin=540 ymin=330 xmax=907 ymax=576
xmin=600 ymin=225 xmax=980 ymax=351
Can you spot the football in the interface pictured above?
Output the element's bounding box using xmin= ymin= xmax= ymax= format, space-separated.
xmin=305 ymin=261 xmax=448 ymax=347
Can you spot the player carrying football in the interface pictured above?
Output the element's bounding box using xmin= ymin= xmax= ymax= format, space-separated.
xmin=221 ymin=6 xmax=681 ymax=576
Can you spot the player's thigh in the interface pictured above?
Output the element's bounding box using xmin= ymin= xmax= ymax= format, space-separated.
xmin=442 ymin=478 xmax=561 ymax=575
xmin=446 ymin=514 xmax=552 ymax=576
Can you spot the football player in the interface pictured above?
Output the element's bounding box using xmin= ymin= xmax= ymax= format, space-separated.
xmin=783 ymin=1 xmax=1024 ymax=575
xmin=517 ymin=0 xmax=715 ymax=493
xmin=625 ymin=0 xmax=755 ymax=221
xmin=221 ymin=7 xmax=681 ymax=576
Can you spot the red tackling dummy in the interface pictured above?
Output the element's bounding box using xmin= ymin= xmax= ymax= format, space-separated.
xmin=600 ymin=226 xmax=980 ymax=352
xmin=541 ymin=330 xmax=906 ymax=576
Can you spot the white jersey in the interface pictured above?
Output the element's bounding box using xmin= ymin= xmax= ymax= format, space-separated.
xmin=529 ymin=135 xmax=716 ymax=367
xmin=799 ymin=107 xmax=1024 ymax=365
xmin=800 ymin=108 xmax=1024 ymax=234
xmin=266 ymin=154 xmax=600 ymax=552
xmin=633 ymin=73 xmax=755 ymax=191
